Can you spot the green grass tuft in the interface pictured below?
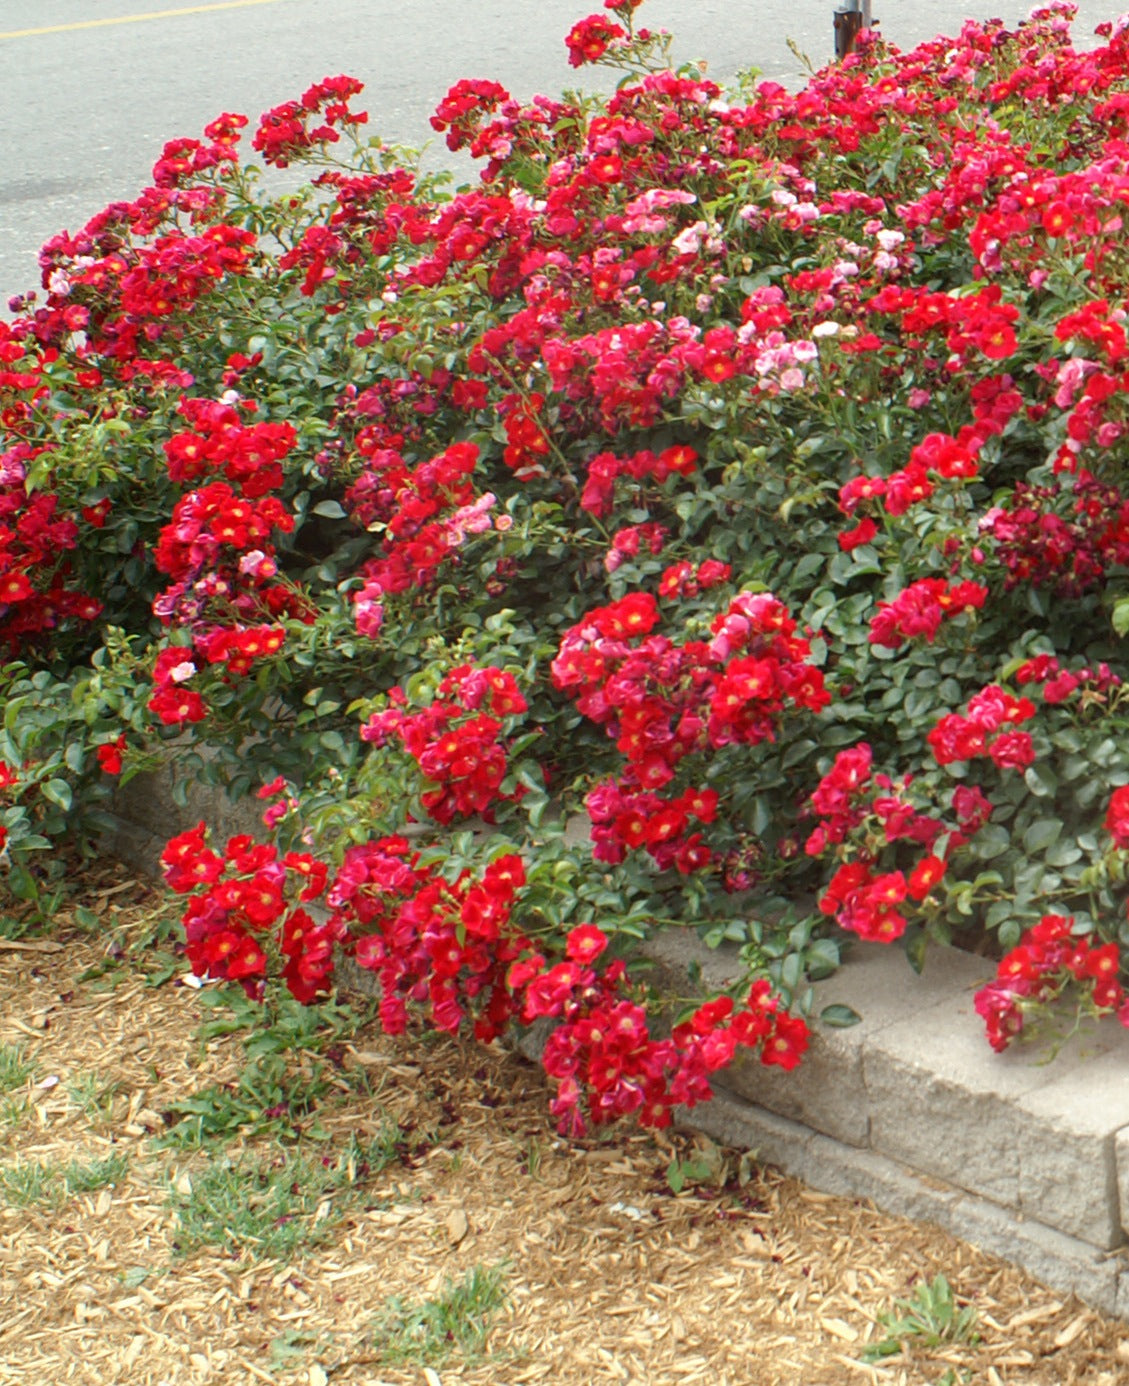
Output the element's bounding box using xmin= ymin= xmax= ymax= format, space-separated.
xmin=0 ymin=1152 xmax=130 ymax=1207
xmin=167 ymin=1134 xmax=397 ymax=1260
xmin=370 ymin=1263 xmax=508 ymax=1367
xmin=0 ymin=1043 xmax=35 ymax=1095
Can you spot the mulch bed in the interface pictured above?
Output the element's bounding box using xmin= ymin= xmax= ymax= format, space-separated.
xmin=1 ymin=862 xmax=1128 ymax=1385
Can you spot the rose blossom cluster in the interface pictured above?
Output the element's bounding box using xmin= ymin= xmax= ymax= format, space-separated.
xmin=982 ymin=476 xmax=1129 ymax=597
xmin=975 ymin=915 xmax=1125 ymax=1052
xmin=161 ymin=807 xmax=813 ymax=1135
xmin=531 ymin=941 xmax=810 ymax=1134
xmin=164 ymin=396 xmax=296 ymax=497
xmin=431 ymin=80 xmax=582 ymax=180
xmin=926 ymin=684 xmax=1037 ymax=770
xmin=564 ymin=14 xmax=628 ymax=68
xmin=37 ymin=221 xmax=256 ymax=363
xmin=803 ymin=743 xmax=974 ymax=943
xmin=252 ymin=75 xmax=367 ymax=168
xmin=346 ymin=441 xmax=503 ymax=633
xmin=1014 ymin=653 xmax=1121 ymax=705
xmin=148 ymin=480 xmax=301 ymax=725
xmin=161 ymin=822 xmax=335 ymax=1003
xmin=360 ymin=665 xmax=528 ymax=825
xmin=835 ymin=375 xmax=1023 ymax=551
xmin=0 ymin=439 xmax=102 ymax=649
xmin=554 ymin=589 xmax=829 ymax=869
xmin=581 ymin=443 xmax=699 ymax=518
xmin=322 ymin=834 xmax=811 ymax=1133
xmin=868 ymin=577 xmax=989 ymax=649
xmin=969 ymin=787 xmax=1129 ymax=1051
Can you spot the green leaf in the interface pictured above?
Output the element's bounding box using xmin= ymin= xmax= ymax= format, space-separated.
xmin=820 ymin=1003 xmax=861 ymax=1028
xmin=805 ymin=936 xmax=841 ymax=975
xmin=971 ymin=824 xmax=1010 ymax=861
xmin=985 ymin=900 xmax=1015 ymax=931
xmin=311 ymin=500 xmax=347 ymax=519
xmin=1023 ymin=764 xmax=1057 ymax=798
xmin=780 ymin=951 xmax=804 ymax=991
xmin=1022 ymin=818 xmax=1062 ymax=854
xmin=40 ymin=779 xmax=73 ymax=813
xmin=904 ymin=930 xmax=927 ymax=975
xmin=1045 ymin=840 xmax=1083 ymax=868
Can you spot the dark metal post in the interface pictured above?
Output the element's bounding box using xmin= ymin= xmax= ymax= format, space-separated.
xmin=834 ymin=0 xmax=874 ymax=60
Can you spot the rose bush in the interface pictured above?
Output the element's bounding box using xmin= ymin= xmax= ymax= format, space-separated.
xmin=6 ymin=0 xmax=1129 ymax=1125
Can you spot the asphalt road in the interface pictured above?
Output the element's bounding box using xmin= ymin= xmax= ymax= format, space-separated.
xmin=0 ymin=0 xmax=1121 ymax=311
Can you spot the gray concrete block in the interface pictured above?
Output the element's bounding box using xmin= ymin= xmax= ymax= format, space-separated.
xmin=651 ymin=934 xmax=991 ymax=1149
xmin=720 ymin=1033 xmax=872 ymax=1147
xmin=682 ymin=1088 xmax=1125 ymax=1319
xmin=748 ymin=944 xmax=992 ymax=1147
xmin=677 ymin=1088 xmax=814 ymax=1175
xmin=798 ymin=1132 xmax=962 ymax=1226
xmin=1014 ymin=1041 xmax=1129 ymax=1249
xmin=641 ymin=929 xmax=745 ymax=994
xmin=112 ymin=760 xmax=263 ymax=867
xmin=943 ymin=1194 xmax=1124 ymax=1318
xmin=863 ymin=987 xmax=1124 ymax=1213
xmin=1117 ymin=1128 xmax=1129 ymax=1243
xmin=1113 ymin=1269 xmax=1129 ymax=1321
xmin=97 ymin=812 xmax=170 ymax=880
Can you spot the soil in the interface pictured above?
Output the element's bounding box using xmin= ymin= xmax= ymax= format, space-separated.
xmin=1 ymin=862 xmax=1128 ymax=1386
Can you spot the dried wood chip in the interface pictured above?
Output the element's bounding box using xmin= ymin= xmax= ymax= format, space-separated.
xmin=446 ymin=1207 xmax=469 ymax=1245
xmin=1053 ymin=1312 xmax=1090 ymax=1349
xmin=1007 ymin=1301 xmax=1064 ymax=1330
xmin=821 ymin=1317 xmax=859 ymax=1342
xmin=236 ymin=1358 xmax=276 ymax=1384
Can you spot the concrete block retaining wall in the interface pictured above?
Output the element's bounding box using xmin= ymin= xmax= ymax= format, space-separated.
xmin=104 ymin=779 xmax=1129 ymax=1316
xmin=643 ymin=931 xmax=1129 ymax=1316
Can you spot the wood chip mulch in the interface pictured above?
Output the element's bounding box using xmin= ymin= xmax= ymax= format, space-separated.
xmin=2 ymin=863 xmax=1129 ymax=1385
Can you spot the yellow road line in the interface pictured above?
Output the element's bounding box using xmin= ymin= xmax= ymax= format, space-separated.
xmin=0 ymin=0 xmax=286 ymax=41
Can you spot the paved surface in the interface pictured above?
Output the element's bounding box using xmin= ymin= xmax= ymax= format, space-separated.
xmin=0 ymin=0 xmax=1121 ymax=309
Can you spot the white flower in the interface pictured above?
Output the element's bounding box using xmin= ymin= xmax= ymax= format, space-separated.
xmin=672 ymin=220 xmax=705 ymax=254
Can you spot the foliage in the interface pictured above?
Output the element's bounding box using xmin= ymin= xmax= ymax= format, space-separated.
xmin=368 ymin=1263 xmax=509 ymax=1368
xmin=157 ymin=988 xmax=373 ymax=1147
xmin=166 ymin=1143 xmax=385 ymax=1259
xmin=7 ymin=1 xmax=1129 ymax=1125
xmin=861 ymin=1273 xmax=980 ymax=1363
xmin=0 ymin=1043 xmax=36 ymax=1094
xmin=0 ymin=1152 xmax=129 ymax=1207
